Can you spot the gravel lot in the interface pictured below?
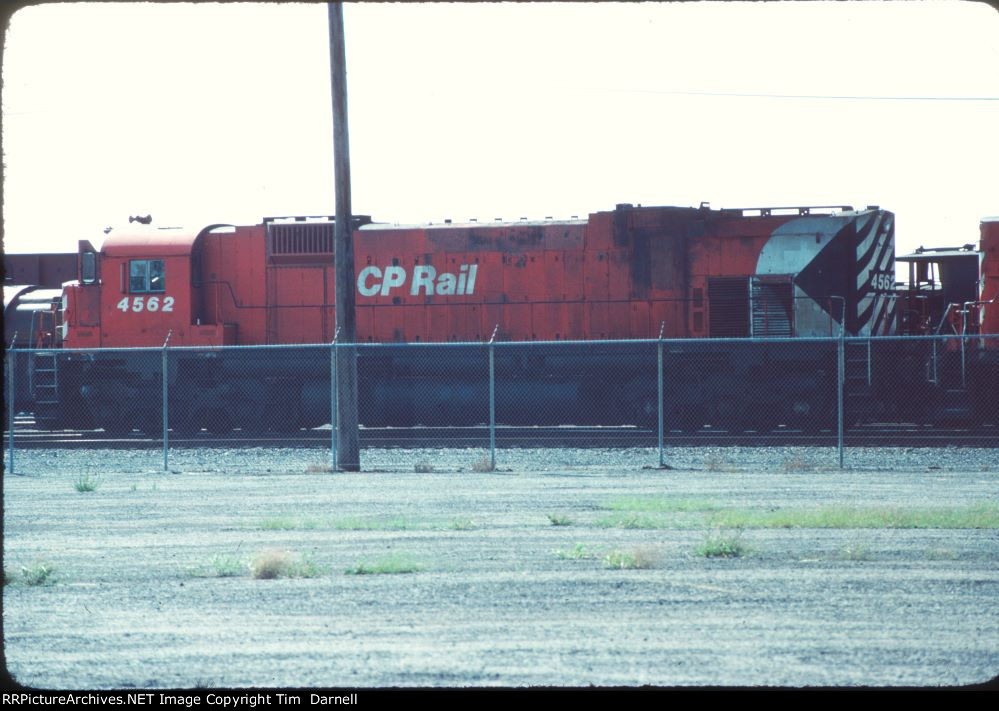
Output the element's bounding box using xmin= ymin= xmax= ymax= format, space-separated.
xmin=3 ymin=446 xmax=998 ymax=688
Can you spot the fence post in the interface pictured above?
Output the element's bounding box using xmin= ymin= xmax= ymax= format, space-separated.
xmin=837 ymin=333 xmax=845 ymax=469
xmin=488 ymin=325 xmax=498 ymax=471
xmin=7 ymin=341 xmax=15 ymax=475
xmin=657 ymin=322 xmax=665 ymax=469
xmin=162 ymin=331 xmax=171 ymax=472
xmin=330 ymin=328 xmax=340 ymax=472
xmin=829 ymin=297 xmax=845 ymax=469
xmin=960 ymin=302 xmax=970 ymax=389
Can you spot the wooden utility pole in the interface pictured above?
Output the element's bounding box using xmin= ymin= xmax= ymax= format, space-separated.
xmin=329 ymin=1 xmax=360 ymax=470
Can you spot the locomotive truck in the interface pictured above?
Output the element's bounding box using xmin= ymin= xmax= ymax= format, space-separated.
xmin=4 ymin=202 xmax=997 ymax=434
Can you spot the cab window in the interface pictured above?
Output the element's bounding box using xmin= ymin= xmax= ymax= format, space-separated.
xmin=130 ymin=259 xmax=165 ymax=293
xmin=81 ymin=251 xmax=97 ymax=284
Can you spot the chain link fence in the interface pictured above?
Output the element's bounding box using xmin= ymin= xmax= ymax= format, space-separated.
xmin=5 ymin=335 xmax=998 ymax=474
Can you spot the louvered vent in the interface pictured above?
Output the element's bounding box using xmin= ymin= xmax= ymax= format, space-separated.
xmin=750 ymin=278 xmax=793 ymax=337
xmin=707 ymin=277 xmax=749 ymax=338
xmin=267 ymin=222 xmax=335 ymax=256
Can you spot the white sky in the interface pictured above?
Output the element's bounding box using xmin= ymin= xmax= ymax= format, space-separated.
xmin=2 ymin=1 xmax=998 ymax=259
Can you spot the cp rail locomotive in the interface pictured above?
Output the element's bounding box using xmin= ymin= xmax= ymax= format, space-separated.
xmin=4 ymin=202 xmax=998 ymax=434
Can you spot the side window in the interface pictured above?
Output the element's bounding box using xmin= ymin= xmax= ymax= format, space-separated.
xmin=129 ymin=259 xmax=166 ymax=293
xmin=81 ymin=251 xmax=97 ymax=284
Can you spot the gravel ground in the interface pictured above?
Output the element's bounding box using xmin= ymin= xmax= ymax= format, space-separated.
xmin=5 ymin=442 xmax=999 ymax=475
xmin=3 ymin=448 xmax=998 ymax=689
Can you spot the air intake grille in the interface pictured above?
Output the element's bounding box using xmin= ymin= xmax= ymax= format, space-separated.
xmin=708 ymin=277 xmax=749 ymax=338
xmin=267 ymin=222 xmax=335 ymax=256
xmin=751 ymin=278 xmax=793 ymax=337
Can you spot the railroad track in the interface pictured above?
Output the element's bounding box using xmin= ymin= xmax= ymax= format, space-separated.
xmin=6 ymin=416 xmax=998 ymax=448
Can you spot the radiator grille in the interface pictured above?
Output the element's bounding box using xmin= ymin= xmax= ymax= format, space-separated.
xmin=708 ymin=277 xmax=749 ymax=338
xmin=267 ymin=222 xmax=335 ymax=256
xmin=751 ymin=278 xmax=793 ymax=337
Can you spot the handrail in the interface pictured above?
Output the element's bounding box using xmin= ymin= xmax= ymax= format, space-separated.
xmin=933 ymin=303 xmax=959 ymax=336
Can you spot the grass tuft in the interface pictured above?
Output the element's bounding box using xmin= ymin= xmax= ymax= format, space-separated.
xmin=602 ymin=497 xmax=720 ymax=513
xmin=837 ymin=543 xmax=873 ymax=561
xmin=19 ymin=562 xmax=58 ymax=586
xmin=695 ymin=529 xmax=750 ymax=558
xmin=74 ymin=473 xmax=99 ymax=493
xmin=449 ymin=518 xmax=475 ymax=530
xmin=925 ymin=547 xmax=959 ymax=561
xmin=554 ymin=543 xmax=596 ymax=560
xmin=249 ymin=549 xmax=327 ymax=579
xmin=603 ymin=546 xmax=659 ymax=569
xmin=260 ymin=517 xmax=321 ymax=531
xmin=414 ymin=462 xmax=434 ymax=473
xmin=189 ymin=553 xmax=246 ymax=578
xmin=210 ymin=554 xmax=245 ymax=577
xmin=710 ymin=504 xmax=999 ymax=529
xmin=291 ymin=555 xmax=326 ymax=578
xmin=258 ymin=515 xmax=426 ymax=531
xmin=594 ymin=513 xmax=670 ymax=529
xmin=331 ymin=516 xmax=418 ymax=531
xmin=344 ymin=555 xmax=424 ymax=575
xmin=593 ymin=503 xmax=999 ymax=531
xmin=250 ymin=549 xmax=292 ymax=579
xmin=548 ymin=513 xmax=573 ymax=526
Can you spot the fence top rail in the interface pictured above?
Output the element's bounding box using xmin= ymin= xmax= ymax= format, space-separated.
xmin=5 ymin=332 xmax=995 ymax=356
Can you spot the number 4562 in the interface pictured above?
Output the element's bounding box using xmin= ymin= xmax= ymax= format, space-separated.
xmin=116 ymin=296 xmax=174 ymax=312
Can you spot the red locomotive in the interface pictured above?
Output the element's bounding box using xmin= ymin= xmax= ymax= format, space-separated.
xmin=4 ymin=202 xmax=997 ymax=433
xmin=57 ymin=202 xmax=897 ymax=349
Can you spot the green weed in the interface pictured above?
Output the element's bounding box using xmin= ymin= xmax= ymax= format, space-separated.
xmin=710 ymin=504 xmax=999 ymax=529
xmin=19 ymin=562 xmax=58 ymax=586
xmin=837 ymin=543 xmax=873 ymax=561
xmin=258 ymin=515 xmax=427 ymax=531
xmin=344 ymin=555 xmax=424 ymax=575
xmin=210 ymin=554 xmax=245 ymax=577
xmin=331 ymin=516 xmax=419 ymax=531
xmin=594 ymin=513 xmax=671 ymax=529
xmin=548 ymin=513 xmax=573 ymax=526
xmin=602 ymin=497 xmax=720 ymax=513
xmin=74 ymin=474 xmax=99 ymax=492
xmin=259 ymin=517 xmax=321 ymax=531
xmin=554 ymin=543 xmax=596 ymax=560
xmin=925 ymin=547 xmax=959 ymax=561
xmin=695 ymin=529 xmax=750 ymax=558
xmin=603 ymin=546 xmax=658 ymax=569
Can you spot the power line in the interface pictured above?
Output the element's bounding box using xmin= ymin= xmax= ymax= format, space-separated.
xmin=586 ymin=87 xmax=999 ymax=102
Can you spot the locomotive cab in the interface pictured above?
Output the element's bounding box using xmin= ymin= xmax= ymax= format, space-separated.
xmin=896 ymin=245 xmax=981 ymax=335
xmin=62 ymin=226 xmax=237 ymax=348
